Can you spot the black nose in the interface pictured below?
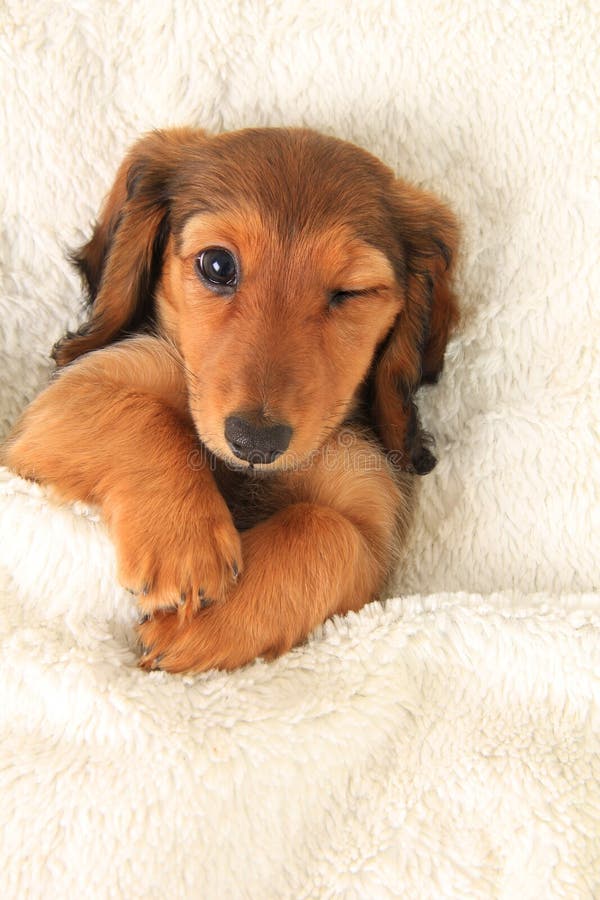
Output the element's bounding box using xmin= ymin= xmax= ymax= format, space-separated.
xmin=224 ymin=415 xmax=293 ymax=464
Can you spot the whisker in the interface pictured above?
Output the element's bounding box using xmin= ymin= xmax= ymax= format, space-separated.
xmin=158 ymin=339 xmax=205 ymax=389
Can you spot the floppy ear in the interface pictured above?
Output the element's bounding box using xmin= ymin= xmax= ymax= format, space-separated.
xmin=53 ymin=127 xmax=204 ymax=366
xmin=372 ymin=183 xmax=459 ymax=474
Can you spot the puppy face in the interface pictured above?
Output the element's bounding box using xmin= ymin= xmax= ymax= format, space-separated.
xmin=56 ymin=128 xmax=458 ymax=471
xmin=160 ymin=211 xmax=398 ymax=467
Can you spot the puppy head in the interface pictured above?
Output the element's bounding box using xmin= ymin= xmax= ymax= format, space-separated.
xmin=57 ymin=127 xmax=458 ymax=470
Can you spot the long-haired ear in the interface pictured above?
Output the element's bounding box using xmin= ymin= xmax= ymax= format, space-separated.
xmin=372 ymin=182 xmax=459 ymax=474
xmin=52 ymin=128 xmax=204 ymax=366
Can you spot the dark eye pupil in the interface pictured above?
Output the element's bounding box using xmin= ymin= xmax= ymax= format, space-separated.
xmin=197 ymin=248 xmax=237 ymax=287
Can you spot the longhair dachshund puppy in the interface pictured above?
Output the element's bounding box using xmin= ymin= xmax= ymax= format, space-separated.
xmin=4 ymin=127 xmax=458 ymax=673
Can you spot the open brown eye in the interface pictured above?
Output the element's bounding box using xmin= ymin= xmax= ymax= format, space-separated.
xmin=195 ymin=248 xmax=238 ymax=289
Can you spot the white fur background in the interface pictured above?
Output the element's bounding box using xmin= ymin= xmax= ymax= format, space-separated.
xmin=1 ymin=1 xmax=599 ymax=897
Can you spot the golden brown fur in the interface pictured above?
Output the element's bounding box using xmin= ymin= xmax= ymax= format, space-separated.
xmin=3 ymin=127 xmax=458 ymax=672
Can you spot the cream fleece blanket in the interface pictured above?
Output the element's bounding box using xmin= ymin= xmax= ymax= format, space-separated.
xmin=1 ymin=1 xmax=598 ymax=897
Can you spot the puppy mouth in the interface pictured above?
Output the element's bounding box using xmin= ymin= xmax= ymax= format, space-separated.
xmin=190 ymin=405 xmax=352 ymax=475
xmin=218 ymin=449 xmax=297 ymax=477
xmin=225 ymin=444 xmax=286 ymax=466
xmin=191 ymin=406 xmax=297 ymax=473
xmin=194 ymin=432 xmax=294 ymax=475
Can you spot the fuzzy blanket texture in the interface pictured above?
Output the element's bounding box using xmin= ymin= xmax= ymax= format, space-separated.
xmin=1 ymin=1 xmax=599 ymax=897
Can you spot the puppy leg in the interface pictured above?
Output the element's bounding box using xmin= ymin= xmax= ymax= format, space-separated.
xmin=139 ymin=433 xmax=409 ymax=672
xmin=3 ymin=337 xmax=241 ymax=615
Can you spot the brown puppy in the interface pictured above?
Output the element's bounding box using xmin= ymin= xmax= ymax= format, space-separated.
xmin=4 ymin=127 xmax=459 ymax=672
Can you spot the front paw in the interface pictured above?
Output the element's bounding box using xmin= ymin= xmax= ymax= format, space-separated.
xmin=111 ymin=491 xmax=242 ymax=618
xmin=137 ymin=604 xmax=252 ymax=673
